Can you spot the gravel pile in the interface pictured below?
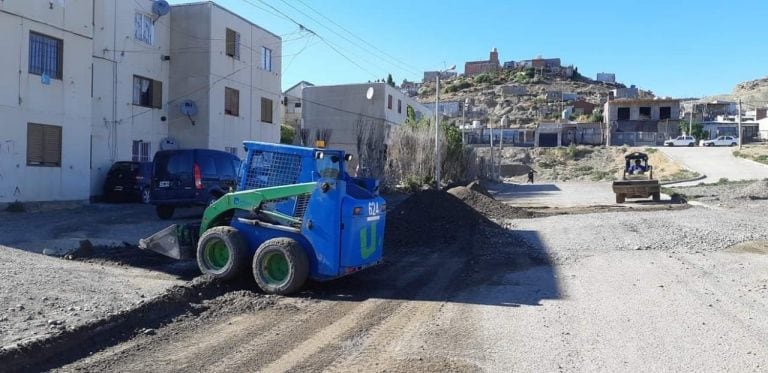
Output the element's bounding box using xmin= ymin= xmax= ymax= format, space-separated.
xmin=731 ymin=180 xmax=768 ymax=200
xmin=447 ymin=185 xmax=534 ymax=220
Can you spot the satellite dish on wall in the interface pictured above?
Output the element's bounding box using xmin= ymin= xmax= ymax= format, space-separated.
xmin=180 ymin=99 xmax=198 ymax=126
xmin=152 ymin=0 xmax=171 ymax=17
xmin=159 ymin=137 xmax=178 ymax=150
xmin=365 ymin=87 xmax=374 ymax=100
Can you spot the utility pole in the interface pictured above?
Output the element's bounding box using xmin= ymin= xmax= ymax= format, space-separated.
xmin=738 ymin=99 xmax=743 ymax=150
xmin=489 ymin=120 xmax=494 ymax=180
xmin=435 ymin=75 xmax=441 ymax=189
xmin=461 ymin=99 xmax=467 ymax=146
xmin=689 ymin=101 xmax=694 ymax=136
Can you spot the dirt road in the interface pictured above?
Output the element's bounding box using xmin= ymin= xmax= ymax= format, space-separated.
xmin=46 ymin=200 xmax=768 ymax=372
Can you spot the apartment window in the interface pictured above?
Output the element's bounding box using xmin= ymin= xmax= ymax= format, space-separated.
xmin=29 ymin=32 xmax=63 ymax=80
xmin=225 ymin=87 xmax=240 ymax=116
xmin=132 ymin=75 xmax=162 ymax=108
xmin=397 ymin=99 xmax=402 ymax=114
xmin=294 ymin=102 xmax=301 ymax=108
xmin=134 ymin=13 xmax=154 ymax=45
xmin=261 ymin=97 xmax=273 ymax=123
xmin=131 ymin=140 xmax=151 ymax=162
xmin=225 ymin=146 xmax=238 ymax=156
xmin=639 ymin=107 xmax=651 ymax=118
xmin=617 ymin=107 xmax=630 ymax=120
xmin=261 ymin=47 xmax=272 ymax=71
xmin=226 ymin=28 xmax=240 ymax=59
xmin=387 ymin=94 xmax=393 ymax=110
xmin=27 ymin=123 xmax=62 ymax=167
xmin=660 ymin=106 xmax=672 ymax=120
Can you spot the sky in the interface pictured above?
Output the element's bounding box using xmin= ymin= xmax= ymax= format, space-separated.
xmin=167 ymin=0 xmax=768 ymax=98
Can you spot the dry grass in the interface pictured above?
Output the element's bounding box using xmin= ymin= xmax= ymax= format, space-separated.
xmin=733 ymin=144 xmax=768 ymax=165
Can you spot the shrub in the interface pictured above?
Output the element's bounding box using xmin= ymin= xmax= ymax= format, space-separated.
xmin=474 ymin=74 xmax=492 ymax=84
xmin=280 ymin=124 xmax=295 ymax=144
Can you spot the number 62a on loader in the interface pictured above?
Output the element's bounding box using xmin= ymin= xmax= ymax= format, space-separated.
xmin=611 ymin=152 xmax=661 ymax=204
xmin=139 ymin=142 xmax=387 ymax=295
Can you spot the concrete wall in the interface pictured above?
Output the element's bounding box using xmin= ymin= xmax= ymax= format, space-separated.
xmin=90 ymin=0 xmax=171 ymax=196
xmin=167 ymin=3 xmax=211 ymax=150
xmin=302 ymin=83 xmax=386 ymax=158
xmin=301 ymin=83 xmax=433 ymax=160
xmin=0 ymin=1 xmax=93 ymax=202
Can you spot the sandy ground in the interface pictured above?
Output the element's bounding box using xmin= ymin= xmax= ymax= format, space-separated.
xmin=488 ymin=182 xmax=672 ymax=208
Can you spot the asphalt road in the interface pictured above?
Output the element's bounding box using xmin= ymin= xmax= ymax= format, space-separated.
xmin=658 ymin=146 xmax=768 ymax=186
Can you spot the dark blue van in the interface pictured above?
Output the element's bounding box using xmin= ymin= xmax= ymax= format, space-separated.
xmin=150 ymin=149 xmax=241 ymax=219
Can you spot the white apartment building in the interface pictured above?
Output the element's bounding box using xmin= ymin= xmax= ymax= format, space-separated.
xmin=168 ymin=2 xmax=281 ymax=159
xmin=90 ymin=0 xmax=172 ymax=195
xmin=0 ymin=1 xmax=93 ymax=202
xmin=0 ymin=1 xmax=282 ymax=203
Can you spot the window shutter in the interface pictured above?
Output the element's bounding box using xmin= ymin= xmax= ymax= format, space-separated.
xmin=261 ymin=97 xmax=273 ymax=123
xmin=43 ymin=125 xmax=62 ymax=166
xmin=234 ymin=32 xmax=241 ymax=59
xmin=27 ymin=124 xmax=44 ymax=165
xmin=226 ymin=29 xmax=236 ymax=57
xmin=152 ymin=80 xmax=163 ymax=108
xmin=232 ymin=89 xmax=239 ymax=116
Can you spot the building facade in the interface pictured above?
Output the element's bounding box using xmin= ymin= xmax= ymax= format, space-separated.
xmin=464 ymin=48 xmax=500 ymax=76
xmin=168 ymin=2 xmax=281 ymax=159
xmin=90 ymin=0 xmax=172 ymax=196
xmin=604 ymin=98 xmax=681 ymax=146
xmin=281 ymin=80 xmax=313 ymax=133
xmin=0 ymin=0 xmax=282 ymax=203
xmin=0 ymin=1 xmax=93 ymax=202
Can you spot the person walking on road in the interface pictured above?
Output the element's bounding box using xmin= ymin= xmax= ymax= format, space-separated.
xmin=527 ymin=169 xmax=536 ymax=184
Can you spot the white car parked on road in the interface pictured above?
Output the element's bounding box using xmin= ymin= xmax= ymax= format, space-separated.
xmin=664 ymin=135 xmax=696 ymax=147
xmin=700 ymin=136 xmax=738 ymax=147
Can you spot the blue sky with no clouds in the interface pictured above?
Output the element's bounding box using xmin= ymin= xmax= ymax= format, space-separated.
xmin=167 ymin=0 xmax=768 ymax=98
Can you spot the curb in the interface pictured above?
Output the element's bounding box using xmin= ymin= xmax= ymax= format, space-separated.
xmin=660 ymin=174 xmax=707 ymax=186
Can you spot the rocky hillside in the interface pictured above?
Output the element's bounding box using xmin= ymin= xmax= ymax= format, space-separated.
xmin=416 ymin=68 xmax=626 ymax=127
xmin=704 ymin=76 xmax=768 ymax=103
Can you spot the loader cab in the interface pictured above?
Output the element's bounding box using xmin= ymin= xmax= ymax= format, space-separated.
xmin=623 ymin=152 xmax=653 ymax=180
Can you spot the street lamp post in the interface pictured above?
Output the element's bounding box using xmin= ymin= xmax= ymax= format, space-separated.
xmin=435 ymin=65 xmax=455 ymax=189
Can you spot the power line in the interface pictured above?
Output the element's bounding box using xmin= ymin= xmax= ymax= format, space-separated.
xmin=237 ymin=0 xmax=380 ymax=79
xmin=294 ymin=0 xmax=423 ymax=75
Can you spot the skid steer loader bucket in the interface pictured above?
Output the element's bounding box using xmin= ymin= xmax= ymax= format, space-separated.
xmin=138 ymin=223 xmax=199 ymax=260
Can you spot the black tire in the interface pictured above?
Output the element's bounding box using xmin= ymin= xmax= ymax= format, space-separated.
xmin=731 ymin=143 xmax=737 ymax=147
xmin=252 ymin=238 xmax=309 ymax=295
xmin=688 ymin=142 xmax=694 ymax=147
xmin=652 ymin=192 xmax=661 ymax=202
xmin=156 ymin=205 xmax=175 ymax=220
xmin=141 ymin=188 xmax=151 ymax=204
xmin=196 ymin=226 xmax=248 ymax=280
xmin=616 ymin=193 xmax=626 ymax=204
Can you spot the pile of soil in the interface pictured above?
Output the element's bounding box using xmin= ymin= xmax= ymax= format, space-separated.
xmin=446 ymin=186 xmax=533 ymax=220
xmin=385 ymin=187 xmax=533 ymax=251
xmin=385 ymin=190 xmax=486 ymax=251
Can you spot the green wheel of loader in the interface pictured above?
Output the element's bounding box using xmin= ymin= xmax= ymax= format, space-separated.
xmin=205 ymin=241 xmax=230 ymax=270
xmin=196 ymin=226 xmax=248 ymax=280
xmin=253 ymin=238 xmax=309 ymax=295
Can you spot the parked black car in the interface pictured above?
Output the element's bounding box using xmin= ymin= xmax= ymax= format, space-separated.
xmin=150 ymin=149 xmax=241 ymax=219
xmin=102 ymin=161 xmax=153 ymax=203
